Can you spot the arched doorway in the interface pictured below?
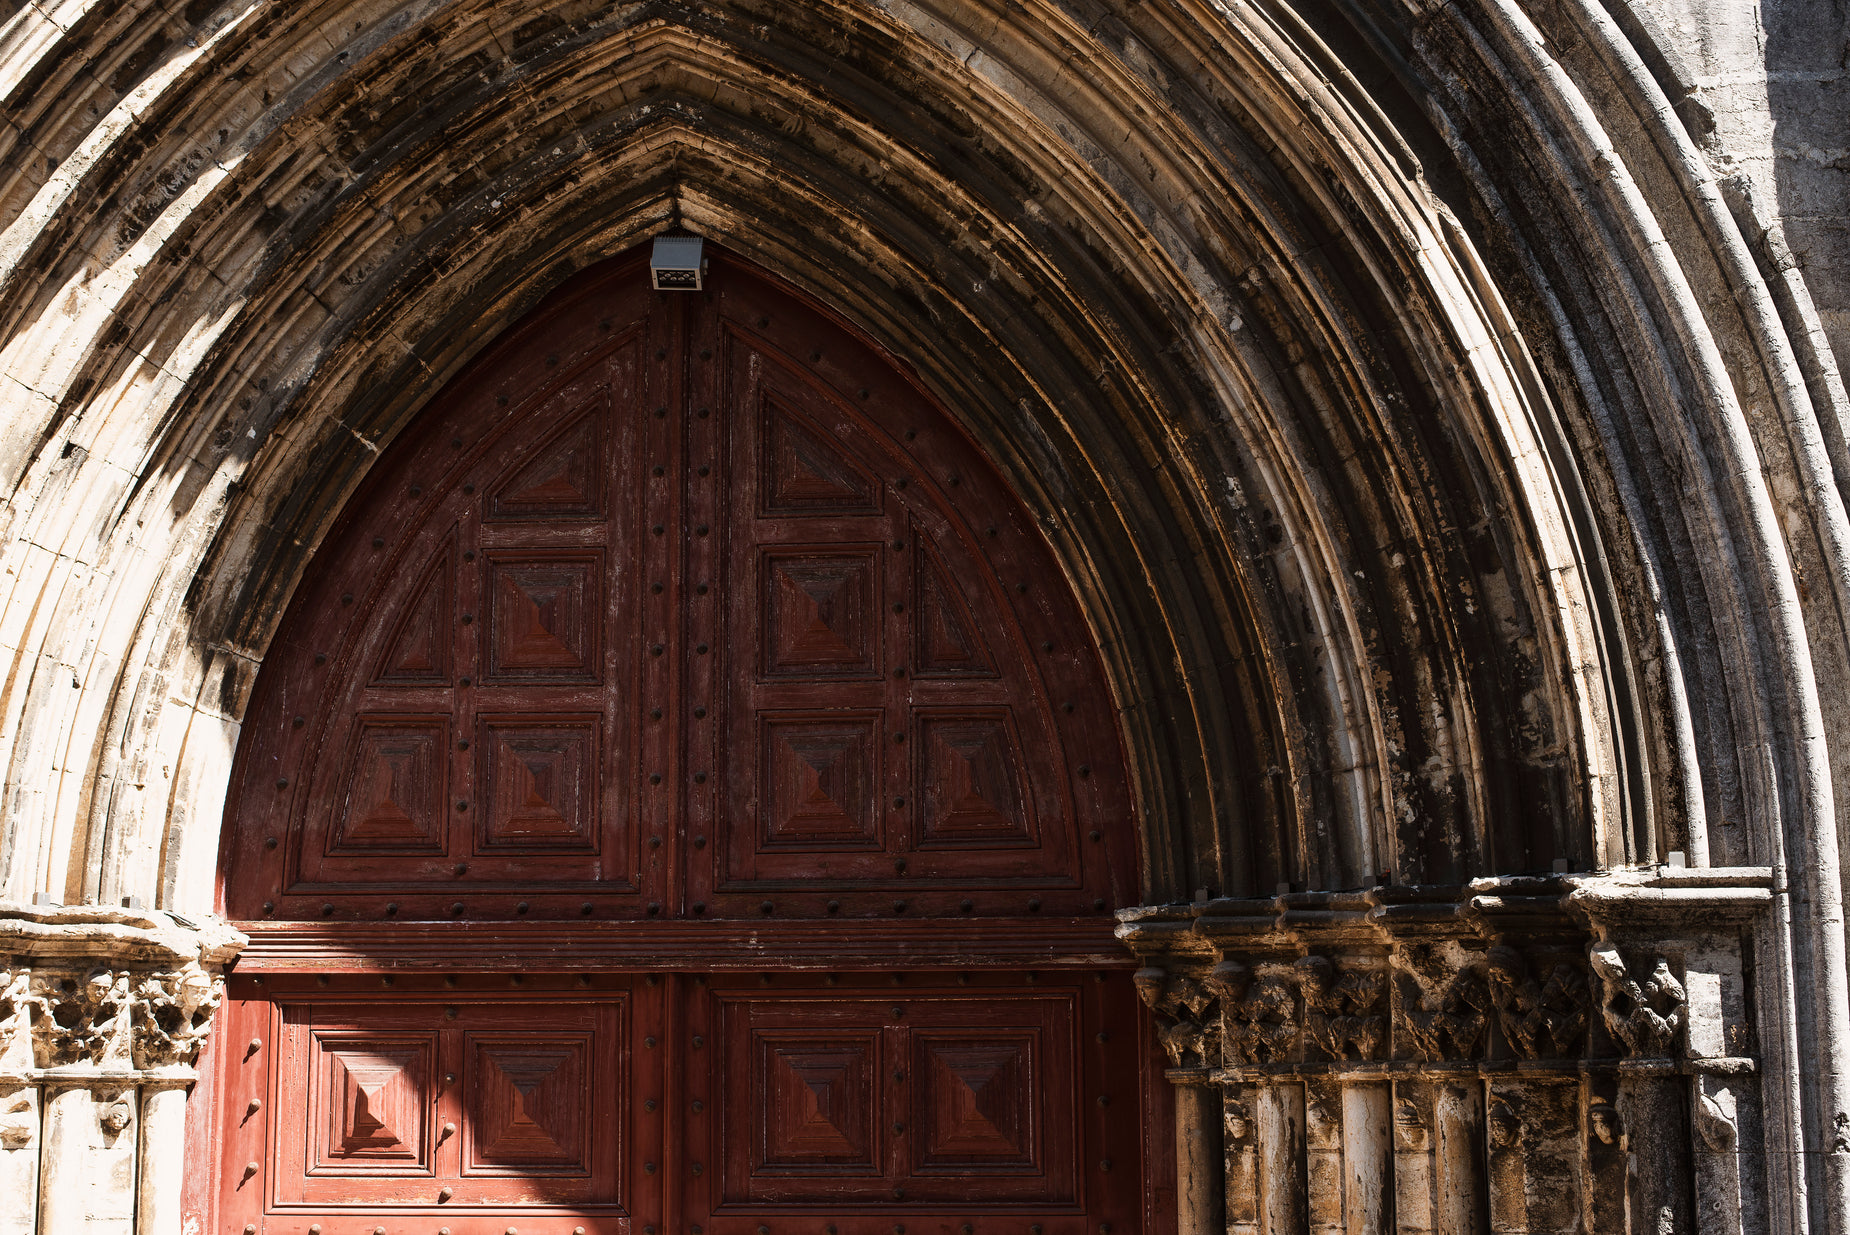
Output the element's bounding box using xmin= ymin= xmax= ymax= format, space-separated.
xmin=211 ymin=247 xmax=1157 ymax=1235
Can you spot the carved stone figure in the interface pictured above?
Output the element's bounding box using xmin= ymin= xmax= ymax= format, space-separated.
xmin=1399 ymin=967 xmax=1492 ymax=1061
xmin=1588 ymin=946 xmax=1685 ymax=1058
xmin=1393 ymin=1098 xmax=1429 ymax=1151
xmin=1207 ymin=960 xmax=1301 ymax=1065
xmin=1486 ymin=946 xmax=1588 ymax=1059
xmin=29 ymin=967 xmax=130 ymax=1067
xmin=99 ymin=1098 xmax=134 ymax=1134
xmin=0 ymin=965 xmax=28 ymax=1056
xmin=0 ymin=1092 xmax=34 ymax=1149
xmin=1296 ymin=956 xmax=1386 ymax=1060
xmin=132 ymin=965 xmax=224 ymax=1069
xmin=1487 ymin=1096 xmax=1523 ymax=1152
xmin=1589 ymin=1098 xmax=1623 ymax=1146
xmin=1695 ymin=1088 xmax=1739 ymax=1152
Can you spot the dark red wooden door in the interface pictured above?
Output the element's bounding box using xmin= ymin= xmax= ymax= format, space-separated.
xmin=213 ymin=248 xmax=1153 ymax=1235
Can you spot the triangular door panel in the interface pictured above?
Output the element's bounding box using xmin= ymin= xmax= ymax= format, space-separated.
xmin=371 ymin=545 xmax=453 ymax=685
xmin=914 ymin=545 xmax=994 ymax=677
xmin=487 ymin=399 xmax=606 ymax=521
xmin=761 ymin=397 xmax=880 ymax=515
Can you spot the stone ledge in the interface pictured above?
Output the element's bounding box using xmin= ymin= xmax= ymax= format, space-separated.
xmin=0 ymin=901 xmax=245 ymax=969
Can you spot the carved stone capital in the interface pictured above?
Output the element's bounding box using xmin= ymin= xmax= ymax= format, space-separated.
xmin=1118 ymin=876 xmax=1755 ymax=1075
xmin=28 ymin=966 xmax=131 ymax=1068
xmin=1485 ymin=945 xmax=1589 ymax=1060
xmin=131 ymin=964 xmax=226 ymax=1070
xmin=1135 ymin=965 xmax=1222 ymax=1068
xmin=1397 ymin=964 xmax=1491 ymax=1062
xmin=1588 ymin=945 xmax=1686 ymax=1059
xmin=1215 ymin=961 xmax=1300 ymax=1066
xmin=0 ymin=901 xmax=244 ymax=1078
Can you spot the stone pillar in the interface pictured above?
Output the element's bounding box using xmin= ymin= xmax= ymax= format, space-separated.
xmin=136 ymin=1084 xmax=190 ymax=1235
xmin=1392 ymin=1080 xmax=1436 ymax=1234
xmin=1431 ymin=1078 xmax=1483 ymax=1233
xmin=1224 ymin=1083 xmax=1261 ymax=1235
xmin=1340 ymin=1079 xmax=1392 ymax=1234
xmin=1617 ymin=1062 xmax=1693 ymax=1229
xmin=0 ymin=1084 xmax=41 ymax=1235
xmin=1256 ymin=1080 xmax=1307 ymax=1234
xmin=1173 ymin=1068 xmax=1227 ymax=1235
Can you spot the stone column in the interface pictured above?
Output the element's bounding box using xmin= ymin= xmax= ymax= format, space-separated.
xmin=0 ymin=1083 xmax=41 ymax=1235
xmin=136 ymin=1083 xmax=191 ymax=1235
xmin=1340 ymin=1078 xmax=1391 ymax=1234
xmin=1224 ymin=1083 xmax=1261 ymax=1235
xmin=1392 ymin=1080 xmax=1437 ymax=1234
xmin=1173 ymin=1067 xmax=1227 ymax=1235
xmin=1255 ymin=1080 xmax=1307 ymax=1235
xmin=1430 ymin=1077 xmax=1483 ymax=1233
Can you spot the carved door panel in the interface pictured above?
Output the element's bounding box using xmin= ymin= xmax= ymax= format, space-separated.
xmin=221 ymin=970 xmax=1146 ymax=1235
xmin=214 ymin=248 xmax=1153 ymax=1235
xmin=273 ymin=998 xmax=630 ymax=1207
xmin=705 ymin=981 xmax=1080 ymax=1208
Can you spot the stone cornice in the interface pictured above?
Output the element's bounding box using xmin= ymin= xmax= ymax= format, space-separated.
xmin=0 ymin=902 xmax=245 ymax=969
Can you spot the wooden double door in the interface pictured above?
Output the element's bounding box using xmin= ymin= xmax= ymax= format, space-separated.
xmin=218 ymin=971 xmax=1144 ymax=1235
xmin=212 ymin=248 xmax=1154 ymax=1235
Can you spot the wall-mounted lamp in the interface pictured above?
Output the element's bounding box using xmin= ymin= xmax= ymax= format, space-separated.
xmin=651 ymin=236 xmax=706 ymax=290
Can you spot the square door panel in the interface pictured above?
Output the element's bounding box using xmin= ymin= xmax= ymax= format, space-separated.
xmin=307 ymin=1033 xmax=437 ymax=1174
xmin=900 ymin=1000 xmax=1076 ymax=1202
xmin=476 ymin=716 xmax=601 ymax=852
xmin=327 ymin=717 xmax=450 ymax=855
xmin=757 ymin=1031 xmax=881 ymax=1171
xmin=270 ymin=997 xmax=626 ymax=1210
xmin=719 ymin=1001 xmax=886 ymax=1203
xmin=485 ymin=553 xmax=603 ymax=683
xmin=760 ymin=549 xmax=879 ymax=678
xmin=758 ymin=713 xmax=880 ymax=850
xmin=465 ymin=1034 xmax=593 ymax=1174
xmin=913 ymin=1034 xmax=1038 ymax=1170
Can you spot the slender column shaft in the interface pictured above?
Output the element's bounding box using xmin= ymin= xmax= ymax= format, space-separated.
xmin=1175 ymin=1071 xmax=1226 ymax=1235
xmin=1341 ymin=1081 xmax=1392 ymax=1234
xmin=0 ymin=1084 xmax=42 ymax=1235
xmin=1394 ymin=1081 xmax=1436 ymax=1234
xmin=1259 ymin=1081 xmax=1308 ymax=1235
xmin=1433 ymin=1080 xmax=1484 ymax=1234
xmin=137 ymin=1086 xmax=189 ymax=1235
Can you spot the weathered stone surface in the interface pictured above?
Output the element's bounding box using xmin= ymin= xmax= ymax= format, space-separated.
xmin=1121 ymin=867 xmax=1774 ymax=1229
xmin=0 ymin=907 xmax=239 ymax=1235
xmin=0 ymin=0 xmax=1846 ymax=1228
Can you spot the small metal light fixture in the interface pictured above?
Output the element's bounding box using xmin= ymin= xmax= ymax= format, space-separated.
xmin=651 ymin=236 xmax=706 ymax=290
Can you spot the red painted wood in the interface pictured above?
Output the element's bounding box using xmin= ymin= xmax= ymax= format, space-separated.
xmin=216 ymin=249 xmax=1151 ymax=1235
